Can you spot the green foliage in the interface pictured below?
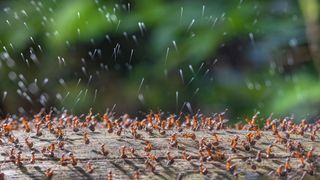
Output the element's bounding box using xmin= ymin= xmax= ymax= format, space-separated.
xmin=0 ymin=0 xmax=319 ymax=121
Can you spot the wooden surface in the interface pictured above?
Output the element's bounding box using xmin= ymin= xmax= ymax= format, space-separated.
xmin=0 ymin=117 xmax=319 ymax=180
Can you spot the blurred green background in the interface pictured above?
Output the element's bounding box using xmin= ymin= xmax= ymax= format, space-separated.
xmin=0 ymin=0 xmax=320 ymax=122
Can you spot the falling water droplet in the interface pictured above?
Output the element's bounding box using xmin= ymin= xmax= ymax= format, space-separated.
xmin=172 ymin=40 xmax=178 ymax=52
xmin=188 ymin=64 xmax=195 ymax=75
xmin=129 ymin=49 xmax=134 ymax=64
xmin=165 ymin=47 xmax=170 ymax=66
xmin=82 ymin=66 xmax=87 ymax=76
xmin=194 ymin=88 xmax=199 ymax=95
xmin=93 ymin=89 xmax=98 ymax=104
xmin=249 ymin=32 xmax=255 ymax=47
xmin=138 ymin=93 xmax=144 ymax=104
xmin=138 ymin=22 xmax=144 ymax=36
xmin=186 ymin=77 xmax=195 ymax=86
xmin=87 ymin=75 xmax=93 ymax=86
xmin=43 ymin=78 xmax=49 ymax=85
xmin=138 ymin=77 xmax=144 ymax=93
xmin=76 ymin=78 xmax=82 ymax=88
xmin=176 ymin=91 xmax=179 ymax=111
xmin=77 ymin=28 xmax=81 ymax=37
xmin=59 ymin=78 xmax=66 ymax=88
xmin=179 ymin=69 xmax=184 ymax=84
xmin=187 ymin=19 xmax=195 ymax=32
xmin=6 ymin=20 xmax=11 ymax=26
xmin=197 ymin=62 xmax=205 ymax=74
xmin=3 ymin=91 xmax=7 ymax=102
xmin=180 ymin=7 xmax=184 ymax=24
xmin=186 ymin=102 xmax=193 ymax=115
xmin=128 ymin=3 xmax=131 ymax=13
xmin=202 ymin=5 xmax=205 ymax=17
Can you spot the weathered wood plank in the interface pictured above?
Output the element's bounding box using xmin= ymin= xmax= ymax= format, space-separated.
xmin=0 ymin=117 xmax=319 ymax=180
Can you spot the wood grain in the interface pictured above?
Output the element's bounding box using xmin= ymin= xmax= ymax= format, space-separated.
xmin=0 ymin=122 xmax=319 ymax=180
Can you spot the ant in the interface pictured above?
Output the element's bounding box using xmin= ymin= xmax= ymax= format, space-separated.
xmin=182 ymin=132 xmax=196 ymax=141
xmin=9 ymin=148 xmax=16 ymax=161
xmin=298 ymin=156 xmax=305 ymax=168
xmin=29 ymin=151 xmax=36 ymax=164
xmin=310 ymin=130 xmax=316 ymax=141
xmin=83 ymin=132 xmax=90 ymax=144
xmin=255 ymin=150 xmax=262 ymax=162
xmin=69 ymin=152 xmax=78 ymax=166
xmin=169 ymin=133 xmax=178 ymax=147
xmin=284 ymin=158 xmax=291 ymax=172
xmin=35 ymin=124 xmax=42 ymax=136
xmin=266 ymin=145 xmax=274 ymax=158
xmin=21 ymin=117 xmax=31 ymax=133
xmin=101 ymin=144 xmax=109 ymax=156
xmin=146 ymin=153 xmax=159 ymax=162
xmin=116 ymin=127 xmax=123 ymax=136
xmin=182 ymin=151 xmax=192 ymax=161
xmin=60 ymin=154 xmax=68 ymax=166
xmin=120 ymin=146 xmax=127 ymax=158
xmin=144 ymin=159 xmax=155 ymax=172
xmin=85 ymin=161 xmax=94 ymax=173
xmin=144 ymin=141 xmax=154 ymax=152
xmin=276 ymin=165 xmax=286 ymax=176
xmin=45 ymin=168 xmax=54 ymax=178
xmin=48 ymin=143 xmax=55 ymax=156
xmin=226 ymin=157 xmax=236 ymax=174
xmin=15 ymin=151 xmax=23 ymax=167
xmin=58 ymin=140 xmax=65 ymax=149
xmin=199 ymin=162 xmax=208 ymax=175
xmin=230 ymin=136 xmax=238 ymax=153
xmin=134 ymin=171 xmax=140 ymax=180
xmin=306 ymin=146 xmax=315 ymax=162
xmin=212 ymin=133 xmax=219 ymax=146
xmin=166 ymin=151 xmax=174 ymax=166
xmin=241 ymin=140 xmax=250 ymax=151
xmin=108 ymin=170 xmax=113 ymax=180
xmin=130 ymin=147 xmax=136 ymax=156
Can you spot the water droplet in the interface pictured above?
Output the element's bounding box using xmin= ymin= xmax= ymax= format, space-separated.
xmin=186 ymin=102 xmax=193 ymax=115
xmin=194 ymin=88 xmax=199 ymax=96
xmin=176 ymin=91 xmax=179 ymax=111
xmin=186 ymin=77 xmax=195 ymax=86
xmin=21 ymin=9 xmax=28 ymax=17
xmin=188 ymin=64 xmax=195 ymax=75
xmin=180 ymin=7 xmax=184 ymax=24
xmin=138 ymin=93 xmax=144 ymax=104
xmin=43 ymin=78 xmax=49 ymax=85
xmin=179 ymin=69 xmax=184 ymax=84
xmin=129 ymin=49 xmax=134 ymax=64
xmin=5 ymin=20 xmax=11 ymax=26
xmin=138 ymin=77 xmax=144 ymax=93
xmin=77 ymin=28 xmax=80 ymax=37
xmin=165 ymin=47 xmax=170 ymax=66
xmin=23 ymin=22 xmax=29 ymax=29
xmin=132 ymin=35 xmax=138 ymax=45
xmin=197 ymin=62 xmax=205 ymax=74
xmin=93 ymin=89 xmax=98 ymax=104
xmin=172 ymin=40 xmax=178 ymax=52
xmin=82 ymin=66 xmax=87 ymax=76
xmin=187 ymin=19 xmax=195 ymax=32
xmin=59 ymin=78 xmax=66 ymax=88
xmin=2 ymin=91 xmax=7 ymax=102
xmin=202 ymin=5 xmax=205 ymax=17
xmin=138 ymin=22 xmax=145 ymax=36
xmin=249 ymin=32 xmax=255 ymax=47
